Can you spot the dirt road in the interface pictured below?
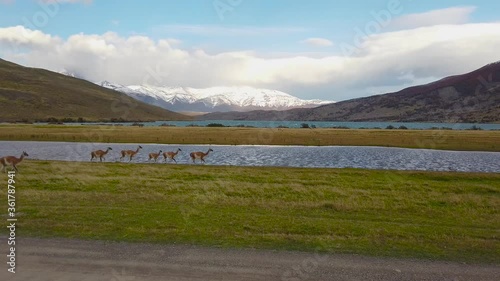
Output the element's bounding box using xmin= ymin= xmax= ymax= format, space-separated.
xmin=1 ymin=237 xmax=498 ymax=281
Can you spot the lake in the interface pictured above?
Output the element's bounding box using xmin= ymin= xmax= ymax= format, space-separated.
xmin=52 ymin=120 xmax=500 ymax=130
xmin=1 ymin=141 xmax=499 ymax=173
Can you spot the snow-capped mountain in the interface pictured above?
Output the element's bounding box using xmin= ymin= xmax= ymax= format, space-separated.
xmin=98 ymin=82 xmax=334 ymax=113
xmin=59 ymin=70 xmax=81 ymax=78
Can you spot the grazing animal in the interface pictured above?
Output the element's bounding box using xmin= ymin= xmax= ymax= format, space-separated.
xmin=163 ymin=148 xmax=182 ymax=163
xmin=0 ymin=151 xmax=29 ymax=172
xmin=190 ymin=148 xmax=213 ymax=164
xmin=90 ymin=147 xmax=112 ymax=162
xmin=148 ymin=150 xmax=163 ymax=162
xmin=120 ymin=146 xmax=143 ymax=162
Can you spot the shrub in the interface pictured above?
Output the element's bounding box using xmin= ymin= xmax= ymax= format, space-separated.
xmin=207 ymin=123 xmax=225 ymax=127
xmin=331 ymin=126 xmax=350 ymax=129
xmin=132 ymin=122 xmax=144 ymax=127
xmin=468 ymin=125 xmax=483 ymax=131
xmin=159 ymin=123 xmax=176 ymax=127
xmin=61 ymin=117 xmax=75 ymax=123
xmin=47 ymin=117 xmax=59 ymax=123
xmin=110 ymin=118 xmax=126 ymax=123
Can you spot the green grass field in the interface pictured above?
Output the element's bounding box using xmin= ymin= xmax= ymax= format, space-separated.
xmin=1 ymin=124 xmax=500 ymax=151
xmin=1 ymin=161 xmax=499 ymax=263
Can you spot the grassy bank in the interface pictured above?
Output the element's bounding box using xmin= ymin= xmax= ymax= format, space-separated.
xmin=1 ymin=161 xmax=499 ymax=262
xmin=1 ymin=124 xmax=500 ymax=151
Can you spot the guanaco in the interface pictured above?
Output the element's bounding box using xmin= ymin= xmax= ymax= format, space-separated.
xmin=120 ymin=146 xmax=142 ymax=162
xmin=163 ymin=148 xmax=182 ymax=163
xmin=90 ymin=147 xmax=112 ymax=162
xmin=190 ymin=148 xmax=213 ymax=164
xmin=148 ymin=150 xmax=163 ymax=162
xmin=0 ymin=151 xmax=29 ymax=172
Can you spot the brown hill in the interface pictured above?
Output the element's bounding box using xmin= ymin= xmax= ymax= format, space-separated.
xmin=200 ymin=62 xmax=500 ymax=123
xmin=0 ymin=59 xmax=190 ymax=122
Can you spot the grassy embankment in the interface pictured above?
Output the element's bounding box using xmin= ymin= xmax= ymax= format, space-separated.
xmin=0 ymin=59 xmax=189 ymax=122
xmin=0 ymin=161 xmax=498 ymax=263
xmin=0 ymin=124 xmax=499 ymax=151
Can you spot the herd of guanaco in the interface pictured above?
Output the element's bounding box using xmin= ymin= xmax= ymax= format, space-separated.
xmin=0 ymin=147 xmax=214 ymax=173
xmin=91 ymin=146 xmax=214 ymax=164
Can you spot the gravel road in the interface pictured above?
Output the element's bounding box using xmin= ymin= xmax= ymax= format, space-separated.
xmin=1 ymin=237 xmax=498 ymax=281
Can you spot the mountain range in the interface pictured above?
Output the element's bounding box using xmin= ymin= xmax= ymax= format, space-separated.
xmin=98 ymin=82 xmax=334 ymax=113
xmin=200 ymin=62 xmax=500 ymax=123
xmin=2 ymin=57 xmax=498 ymax=123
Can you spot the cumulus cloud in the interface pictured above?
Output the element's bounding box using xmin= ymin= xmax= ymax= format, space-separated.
xmin=0 ymin=26 xmax=60 ymax=48
xmin=389 ymin=6 xmax=476 ymax=30
xmin=301 ymin=38 xmax=334 ymax=47
xmin=1 ymin=23 xmax=500 ymax=101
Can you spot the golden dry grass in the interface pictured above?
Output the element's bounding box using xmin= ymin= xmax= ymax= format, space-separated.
xmin=0 ymin=124 xmax=499 ymax=151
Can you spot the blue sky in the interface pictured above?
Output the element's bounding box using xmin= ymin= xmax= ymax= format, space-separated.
xmin=1 ymin=0 xmax=500 ymax=101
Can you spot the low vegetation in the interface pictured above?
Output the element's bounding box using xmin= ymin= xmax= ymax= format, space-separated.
xmin=0 ymin=124 xmax=499 ymax=151
xmin=1 ymin=161 xmax=498 ymax=262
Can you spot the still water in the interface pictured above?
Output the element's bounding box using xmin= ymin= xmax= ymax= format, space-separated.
xmin=1 ymin=141 xmax=499 ymax=172
xmin=58 ymin=120 xmax=500 ymax=130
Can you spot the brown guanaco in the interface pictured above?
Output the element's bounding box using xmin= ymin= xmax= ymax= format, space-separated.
xmin=148 ymin=150 xmax=163 ymax=162
xmin=0 ymin=151 xmax=29 ymax=172
xmin=90 ymin=147 xmax=112 ymax=162
xmin=120 ymin=146 xmax=142 ymax=162
xmin=190 ymin=148 xmax=213 ymax=164
xmin=163 ymin=148 xmax=182 ymax=163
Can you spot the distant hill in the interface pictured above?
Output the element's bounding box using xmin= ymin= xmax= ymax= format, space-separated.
xmin=200 ymin=62 xmax=500 ymax=123
xmin=0 ymin=59 xmax=190 ymax=122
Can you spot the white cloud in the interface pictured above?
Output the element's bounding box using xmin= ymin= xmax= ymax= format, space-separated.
xmin=301 ymin=38 xmax=334 ymax=47
xmin=1 ymin=23 xmax=500 ymax=101
xmin=0 ymin=25 xmax=60 ymax=48
xmin=389 ymin=6 xmax=476 ymax=30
